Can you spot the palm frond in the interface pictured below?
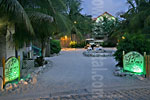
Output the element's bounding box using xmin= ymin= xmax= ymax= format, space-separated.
xmin=28 ymin=11 xmax=53 ymax=24
xmin=55 ymin=13 xmax=72 ymax=34
xmin=73 ymin=25 xmax=83 ymax=39
xmin=127 ymin=0 xmax=135 ymax=9
xmin=0 ymin=0 xmax=34 ymax=34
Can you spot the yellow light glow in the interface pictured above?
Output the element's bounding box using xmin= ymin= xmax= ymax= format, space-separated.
xmin=65 ymin=35 xmax=68 ymax=40
xmin=122 ymin=36 xmax=125 ymax=40
xmin=74 ymin=21 xmax=77 ymax=24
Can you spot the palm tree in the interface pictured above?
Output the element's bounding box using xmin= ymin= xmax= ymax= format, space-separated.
xmin=0 ymin=0 xmax=34 ymax=34
xmin=119 ymin=0 xmax=150 ymax=34
xmin=0 ymin=0 xmax=72 ymax=57
xmin=0 ymin=0 xmax=92 ymax=57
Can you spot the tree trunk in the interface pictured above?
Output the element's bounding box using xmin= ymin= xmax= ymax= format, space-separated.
xmin=45 ymin=39 xmax=51 ymax=57
xmin=42 ymin=47 xmax=46 ymax=57
xmin=15 ymin=48 xmax=18 ymax=58
xmin=41 ymin=41 xmax=46 ymax=57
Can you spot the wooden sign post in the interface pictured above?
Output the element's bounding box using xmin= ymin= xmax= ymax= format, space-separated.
xmin=2 ymin=57 xmax=5 ymax=88
xmin=145 ymin=55 xmax=150 ymax=78
xmin=18 ymin=56 xmax=21 ymax=81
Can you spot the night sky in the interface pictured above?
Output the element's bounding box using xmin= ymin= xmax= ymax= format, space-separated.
xmin=81 ymin=0 xmax=128 ymax=18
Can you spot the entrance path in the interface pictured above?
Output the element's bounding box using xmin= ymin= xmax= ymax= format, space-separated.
xmin=1 ymin=49 xmax=150 ymax=100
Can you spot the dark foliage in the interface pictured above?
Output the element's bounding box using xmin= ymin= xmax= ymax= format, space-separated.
xmin=50 ymin=39 xmax=61 ymax=54
xmin=114 ymin=34 xmax=150 ymax=67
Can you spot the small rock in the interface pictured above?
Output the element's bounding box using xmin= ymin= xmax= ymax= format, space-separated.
xmin=117 ymin=71 xmax=122 ymax=76
xmin=31 ymin=76 xmax=37 ymax=84
xmin=125 ymin=72 xmax=130 ymax=76
xmin=12 ymin=83 xmax=18 ymax=88
xmin=24 ymin=81 xmax=28 ymax=85
xmin=121 ymin=72 xmax=127 ymax=76
xmin=39 ymin=67 xmax=43 ymax=71
xmin=115 ymin=67 xmax=122 ymax=71
xmin=25 ymin=78 xmax=30 ymax=82
xmin=137 ymin=76 xmax=145 ymax=80
xmin=129 ymin=73 xmax=133 ymax=76
xmin=34 ymin=69 xmax=41 ymax=74
xmin=25 ymin=77 xmax=32 ymax=84
xmin=113 ymin=71 xmax=119 ymax=76
xmin=19 ymin=79 xmax=25 ymax=84
xmin=119 ymin=72 xmax=127 ymax=77
xmin=43 ymin=65 xmax=46 ymax=68
xmin=5 ymin=83 xmax=13 ymax=90
xmin=114 ymin=70 xmax=126 ymax=77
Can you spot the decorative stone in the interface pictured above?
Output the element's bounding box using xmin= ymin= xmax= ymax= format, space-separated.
xmin=5 ymin=83 xmax=13 ymax=90
xmin=115 ymin=67 xmax=122 ymax=71
xmin=119 ymin=72 xmax=126 ymax=77
xmin=24 ymin=81 xmax=28 ymax=85
xmin=19 ymin=79 xmax=25 ymax=84
xmin=114 ymin=70 xmax=127 ymax=77
xmin=137 ymin=76 xmax=145 ymax=80
xmin=38 ymin=67 xmax=43 ymax=71
xmin=43 ymin=65 xmax=46 ymax=68
xmin=12 ymin=83 xmax=18 ymax=88
xmin=129 ymin=73 xmax=133 ymax=76
xmin=113 ymin=71 xmax=120 ymax=76
xmin=83 ymin=50 xmax=114 ymax=57
xmin=31 ymin=76 xmax=37 ymax=84
xmin=122 ymin=72 xmax=127 ymax=76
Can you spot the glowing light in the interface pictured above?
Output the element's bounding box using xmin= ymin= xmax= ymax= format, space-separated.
xmin=5 ymin=57 xmax=20 ymax=82
xmin=74 ymin=21 xmax=77 ymax=24
xmin=123 ymin=51 xmax=145 ymax=74
xmin=64 ymin=35 xmax=68 ymax=40
xmin=132 ymin=66 xmax=142 ymax=73
xmin=122 ymin=36 xmax=125 ymax=40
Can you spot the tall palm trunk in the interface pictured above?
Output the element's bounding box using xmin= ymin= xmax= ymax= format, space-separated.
xmin=41 ymin=40 xmax=46 ymax=57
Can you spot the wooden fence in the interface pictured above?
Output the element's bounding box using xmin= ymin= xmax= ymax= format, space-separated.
xmin=145 ymin=55 xmax=150 ymax=78
xmin=60 ymin=36 xmax=71 ymax=48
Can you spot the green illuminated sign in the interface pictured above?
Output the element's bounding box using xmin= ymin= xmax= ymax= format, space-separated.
xmin=5 ymin=57 xmax=20 ymax=83
xmin=123 ymin=51 xmax=145 ymax=74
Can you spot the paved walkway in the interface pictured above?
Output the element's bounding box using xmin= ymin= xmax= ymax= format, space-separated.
xmin=39 ymin=88 xmax=150 ymax=100
xmin=1 ymin=49 xmax=150 ymax=100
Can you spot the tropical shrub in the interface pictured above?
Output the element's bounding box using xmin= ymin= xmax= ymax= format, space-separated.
xmin=101 ymin=41 xmax=116 ymax=47
xmin=70 ymin=41 xmax=77 ymax=48
xmin=35 ymin=57 xmax=47 ymax=67
xmin=70 ymin=41 xmax=86 ymax=48
xmin=50 ymin=40 xmax=61 ymax=54
xmin=76 ymin=41 xmax=86 ymax=48
xmin=114 ymin=34 xmax=150 ymax=67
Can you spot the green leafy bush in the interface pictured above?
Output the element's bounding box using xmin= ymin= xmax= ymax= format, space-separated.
xmin=35 ymin=57 xmax=47 ymax=67
xmin=101 ymin=41 xmax=116 ymax=47
xmin=50 ymin=40 xmax=61 ymax=54
xmin=70 ymin=41 xmax=86 ymax=48
xmin=114 ymin=34 xmax=150 ymax=67
xmin=70 ymin=41 xmax=77 ymax=48
xmin=76 ymin=41 xmax=86 ymax=48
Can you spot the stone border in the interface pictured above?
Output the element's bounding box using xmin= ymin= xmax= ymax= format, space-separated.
xmin=0 ymin=60 xmax=53 ymax=94
xmin=113 ymin=67 xmax=145 ymax=80
xmin=83 ymin=51 xmax=114 ymax=57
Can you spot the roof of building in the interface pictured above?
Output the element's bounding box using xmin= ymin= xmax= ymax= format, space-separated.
xmin=93 ymin=12 xmax=115 ymax=21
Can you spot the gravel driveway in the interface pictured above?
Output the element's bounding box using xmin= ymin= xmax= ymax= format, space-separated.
xmin=1 ymin=49 xmax=150 ymax=100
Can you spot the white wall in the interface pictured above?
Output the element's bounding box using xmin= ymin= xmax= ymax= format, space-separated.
xmin=6 ymin=25 xmax=15 ymax=59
